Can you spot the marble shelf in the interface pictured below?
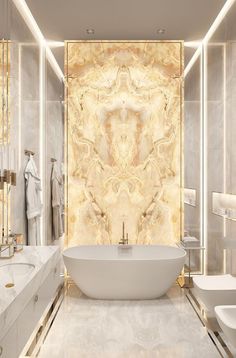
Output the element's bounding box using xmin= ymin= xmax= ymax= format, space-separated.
xmin=184 ymin=188 xmax=197 ymax=207
xmin=212 ymin=192 xmax=236 ymax=221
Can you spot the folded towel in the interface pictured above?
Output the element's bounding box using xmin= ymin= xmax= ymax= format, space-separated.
xmin=182 ymin=236 xmax=199 ymax=247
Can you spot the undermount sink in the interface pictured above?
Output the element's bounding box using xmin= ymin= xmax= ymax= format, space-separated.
xmin=0 ymin=263 xmax=35 ymax=288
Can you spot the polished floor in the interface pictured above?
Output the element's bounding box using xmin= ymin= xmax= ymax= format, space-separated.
xmin=38 ymin=282 xmax=219 ymax=358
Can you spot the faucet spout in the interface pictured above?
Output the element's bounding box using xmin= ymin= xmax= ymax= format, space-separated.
xmin=119 ymin=221 xmax=128 ymax=245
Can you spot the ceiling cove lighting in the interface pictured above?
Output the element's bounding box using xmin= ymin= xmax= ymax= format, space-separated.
xmin=184 ymin=41 xmax=201 ymax=48
xmin=184 ymin=0 xmax=236 ymax=77
xmin=12 ymin=0 xmax=64 ymax=81
xmin=46 ymin=41 xmax=64 ymax=48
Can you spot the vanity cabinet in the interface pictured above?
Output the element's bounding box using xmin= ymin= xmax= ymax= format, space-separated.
xmin=0 ymin=324 xmax=18 ymax=358
xmin=0 ymin=259 xmax=62 ymax=358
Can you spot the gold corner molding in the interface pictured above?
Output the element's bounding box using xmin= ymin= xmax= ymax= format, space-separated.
xmin=65 ymin=41 xmax=184 ymax=247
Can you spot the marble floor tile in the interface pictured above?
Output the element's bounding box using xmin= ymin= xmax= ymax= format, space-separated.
xmin=38 ymin=283 xmax=220 ymax=358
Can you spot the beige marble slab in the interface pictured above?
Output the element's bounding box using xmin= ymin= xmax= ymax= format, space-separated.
xmin=65 ymin=41 xmax=183 ymax=246
xmin=0 ymin=40 xmax=10 ymax=146
xmin=0 ymin=40 xmax=10 ymax=243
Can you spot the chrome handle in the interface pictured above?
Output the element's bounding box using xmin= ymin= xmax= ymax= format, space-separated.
xmin=34 ymin=294 xmax=39 ymax=303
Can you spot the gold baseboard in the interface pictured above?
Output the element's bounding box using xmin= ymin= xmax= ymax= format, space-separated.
xmin=20 ymin=283 xmax=64 ymax=357
xmin=177 ymin=275 xmax=193 ymax=288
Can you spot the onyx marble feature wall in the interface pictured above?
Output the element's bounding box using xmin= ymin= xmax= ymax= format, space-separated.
xmin=66 ymin=41 xmax=183 ymax=246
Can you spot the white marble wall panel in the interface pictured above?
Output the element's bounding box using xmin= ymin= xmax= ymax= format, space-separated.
xmin=206 ymin=45 xmax=224 ymax=274
xmin=9 ymin=2 xmax=64 ymax=245
xmin=9 ymin=3 xmax=40 ymax=242
xmin=184 ymin=56 xmax=201 ymax=271
xmin=225 ymin=40 xmax=236 ymax=273
xmin=45 ymin=60 xmax=64 ymax=244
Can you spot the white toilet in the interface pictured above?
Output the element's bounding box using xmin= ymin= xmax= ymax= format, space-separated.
xmin=192 ymin=274 xmax=236 ymax=318
xmin=215 ymin=305 xmax=236 ymax=349
xmin=193 ymin=238 xmax=236 ymax=318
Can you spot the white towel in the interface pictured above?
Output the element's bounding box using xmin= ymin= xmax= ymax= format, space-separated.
xmin=51 ymin=162 xmax=64 ymax=240
xmin=24 ymin=155 xmax=42 ymax=245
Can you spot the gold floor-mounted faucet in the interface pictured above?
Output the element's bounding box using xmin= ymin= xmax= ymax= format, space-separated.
xmin=119 ymin=221 xmax=129 ymax=245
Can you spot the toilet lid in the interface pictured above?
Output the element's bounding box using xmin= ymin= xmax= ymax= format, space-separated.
xmin=193 ymin=274 xmax=236 ymax=290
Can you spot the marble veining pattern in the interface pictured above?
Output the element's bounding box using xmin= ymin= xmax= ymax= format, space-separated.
xmin=0 ymin=246 xmax=60 ymax=341
xmin=38 ymin=283 xmax=219 ymax=357
xmin=0 ymin=41 xmax=10 ymax=241
xmin=0 ymin=40 xmax=9 ymax=145
xmin=66 ymin=41 xmax=183 ymax=246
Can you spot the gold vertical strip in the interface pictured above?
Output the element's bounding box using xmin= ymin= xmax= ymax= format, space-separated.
xmin=180 ymin=41 xmax=184 ymax=242
xmin=64 ymin=41 xmax=69 ymax=247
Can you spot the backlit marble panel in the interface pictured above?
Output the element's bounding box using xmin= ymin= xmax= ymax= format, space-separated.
xmin=0 ymin=41 xmax=10 ymax=242
xmin=66 ymin=41 xmax=183 ymax=246
xmin=0 ymin=40 xmax=9 ymax=145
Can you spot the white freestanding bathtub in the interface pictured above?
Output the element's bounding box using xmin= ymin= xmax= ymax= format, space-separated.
xmin=63 ymin=245 xmax=186 ymax=300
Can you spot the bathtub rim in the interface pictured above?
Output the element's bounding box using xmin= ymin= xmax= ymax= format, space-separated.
xmin=62 ymin=244 xmax=186 ymax=262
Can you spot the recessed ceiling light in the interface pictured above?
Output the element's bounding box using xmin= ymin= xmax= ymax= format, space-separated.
xmin=86 ymin=29 xmax=95 ymax=35
xmin=157 ymin=29 xmax=165 ymax=34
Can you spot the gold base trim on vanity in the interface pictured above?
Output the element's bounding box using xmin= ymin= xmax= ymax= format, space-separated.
xmin=19 ymin=282 xmax=64 ymax=357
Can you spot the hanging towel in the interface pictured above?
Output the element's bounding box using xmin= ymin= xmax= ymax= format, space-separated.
xmin=24 ymin=155 xmax=42 ymax=245
xmin=51 ymin=162 xmax=64 ymax=241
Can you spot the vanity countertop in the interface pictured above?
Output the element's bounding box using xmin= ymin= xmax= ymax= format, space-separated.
xmin=0 ymin=246 xmax=60 ymax=341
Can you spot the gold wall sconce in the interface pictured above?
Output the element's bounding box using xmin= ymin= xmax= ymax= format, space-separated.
xmin=0 ymin=169 xmax=17 ymax=188
xmin=0 ymin=175 xmax=3 ymax=190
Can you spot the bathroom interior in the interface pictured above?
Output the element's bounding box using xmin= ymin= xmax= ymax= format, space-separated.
xmin=1 ymin=0 xmax=236 ymax=357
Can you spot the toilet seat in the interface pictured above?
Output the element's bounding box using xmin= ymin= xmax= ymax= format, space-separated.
xmin=193 ymin=274 xmax=236 ymax=291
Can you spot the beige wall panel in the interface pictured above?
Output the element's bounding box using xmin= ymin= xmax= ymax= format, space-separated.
xmin=65 ymin=41 xmax=183 ymax=246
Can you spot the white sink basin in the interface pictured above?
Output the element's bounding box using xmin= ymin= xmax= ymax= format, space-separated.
xmin=0 ymin=263 xmax=35 ymax=288
xmin=215 ymin=305 xmax=236 ymax=349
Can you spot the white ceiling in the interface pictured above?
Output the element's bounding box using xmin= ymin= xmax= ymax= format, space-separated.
xmin=18 ymin=0 xmax=227 ymax=69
